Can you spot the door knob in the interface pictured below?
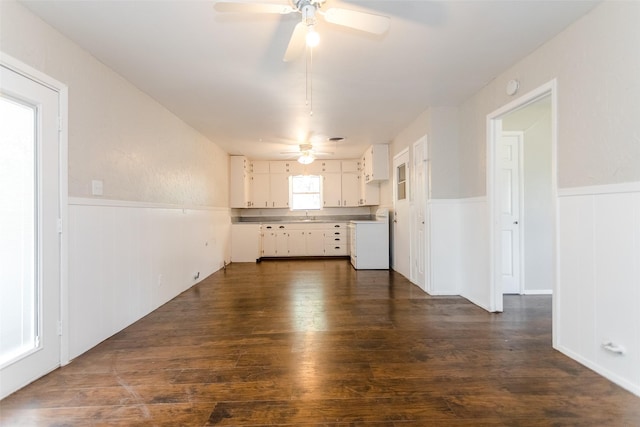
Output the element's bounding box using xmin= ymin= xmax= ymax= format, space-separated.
xmin=513 ymin=221 xmax=518 ymax=225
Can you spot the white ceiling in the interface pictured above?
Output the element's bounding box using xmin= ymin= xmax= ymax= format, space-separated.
xmin=20 ymin=0 xmax=599 ymax=160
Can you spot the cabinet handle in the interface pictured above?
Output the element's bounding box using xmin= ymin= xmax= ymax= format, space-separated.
xmin=266 ymin=226 xmax=272 ymax=229
xmin=335 ymin=238 xmax=340 ymax=241
xmin=334 ymin=225 xmax=340 ymax=228
xmin=279 ymin=225 xmax=285 ymax=229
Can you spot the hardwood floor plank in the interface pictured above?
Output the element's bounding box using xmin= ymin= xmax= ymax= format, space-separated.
xmin=1 ymin=260 xmax=638 ymax=426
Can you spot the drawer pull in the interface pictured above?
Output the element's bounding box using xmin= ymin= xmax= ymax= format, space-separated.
xmin=279 ymin=225 xmax=285 ymax=229
xmin=334 ymin=232 xmax=340 ymax=235
xmin=335 ymin=238 xmax=341 ymax=241
xmin=334 ymin=225 xmax=340 ymax=228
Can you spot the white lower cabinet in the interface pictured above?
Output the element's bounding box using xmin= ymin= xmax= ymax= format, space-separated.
xmin=261 ymin=224 xmax=288 ymax=256
xmin=324 ymin=224 xmax=348 ymax=255
xmin=260 ymin=222 xmax=348 ymax=258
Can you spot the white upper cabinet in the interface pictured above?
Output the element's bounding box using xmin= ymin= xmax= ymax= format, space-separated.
xmin=320 ymin=160 xmax=341 ymax=173
xmin=232 ymin=152 xmax=387 ymax=209
xmin=362 ymin=144 xmax=389 ymax=183
xmin=251 ymin=160 xmax=270 ymax=174
xmin=269 ymin=173 xmax=290 ymax=208
xmin=230 ymin=156 xmax=251 ymax=208
xmin=323 ymin=172 xmax=342 ymax=208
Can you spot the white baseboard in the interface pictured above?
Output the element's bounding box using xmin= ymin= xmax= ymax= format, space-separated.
xmin=556 ymin=344 xmax=640 ymax=397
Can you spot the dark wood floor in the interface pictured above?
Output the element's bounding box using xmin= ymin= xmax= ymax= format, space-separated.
xmin=2 ymin=260 xmax=639 ymax=426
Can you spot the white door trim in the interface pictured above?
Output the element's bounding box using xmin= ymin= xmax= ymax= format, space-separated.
xmin=486 ymin=79 xmax=558 ymax=342
xmin=1 ymin=52 xmax=70 ymax=366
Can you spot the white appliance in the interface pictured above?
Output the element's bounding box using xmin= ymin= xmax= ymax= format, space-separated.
xmin=349 ymin=208 xmax=389 ymax=269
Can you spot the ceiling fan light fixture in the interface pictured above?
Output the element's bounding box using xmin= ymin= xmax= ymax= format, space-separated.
xmin=306 ymin=26 xmax=320 ymax=47
xmin=298 ymin=152 xmax=315 ymax=164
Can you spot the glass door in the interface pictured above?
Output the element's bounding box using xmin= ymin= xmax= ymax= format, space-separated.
xmin=0 ymin=64 xmax=61 ymax=399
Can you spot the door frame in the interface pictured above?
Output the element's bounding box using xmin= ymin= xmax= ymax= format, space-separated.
xmin=1 ymin=52 xmax=70 ymax=367
xmin=487 ymin=79 xmax=557 ymax=340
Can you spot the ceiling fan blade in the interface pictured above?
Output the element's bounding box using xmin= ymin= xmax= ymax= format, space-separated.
xmin=214 ymin=2 xmax=294 ymax=14
xmin=322 ymin=7 xmax=390 ymax=35
xmin=283 ymin=22 xmax=307 ymax=62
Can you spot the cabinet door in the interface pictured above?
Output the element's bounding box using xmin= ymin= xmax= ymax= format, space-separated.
xmin=230 ymin=156 xmax=250 ymax=208
xmin=341 ymin=160 xmax=360 ymax=173
xmin=360 ymin=181 xmax=380 ymax=206
xmin=362 ymin=150 xmax=372 ymax=182
xmin=262 ymin=228 xmax=277 ymax=256
xmin=287 ymin=230 xmax=306 ymax=256
xmin=341 ymin=172 xmax=360 ymax=207
xmin=305 ymin=230 xmax=325 ymax=256
xmin=320 ymin=160 xmax=341 ymax=173
xmin=269 ymin=161 xmax=287 ymax=174
xmin=276 ymin=230 xmax=289 ymax=255
xmin=251 ymin=160 xmax=270 ymax=174
xmin=251 ymin=174 xmax=270 ymax=208
xmin=270 ymin=173 xmax=290 ymax=208
xmin=323 ymin=173 xmax=342 ymax=207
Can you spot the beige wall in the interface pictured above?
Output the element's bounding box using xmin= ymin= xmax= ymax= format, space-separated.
xmin=457 ymin=1 xmax=640 ymax=197
xmin=387 ymin=106 xmax=461 ymax=203
xmin=0 ymin=0 xmax=228 ymax=207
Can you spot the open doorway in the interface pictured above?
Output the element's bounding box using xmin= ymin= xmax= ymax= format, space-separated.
xmin=487 ymin=80 xmax=558 ymax=340
xmin=501 ymin=97 xmax=554 ymax=295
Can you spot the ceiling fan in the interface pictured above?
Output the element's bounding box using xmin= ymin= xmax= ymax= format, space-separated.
xmin=280 ymin=143 xmax=334 ymax=164
xmin=214 ymin=0 xmax=391 ymax=61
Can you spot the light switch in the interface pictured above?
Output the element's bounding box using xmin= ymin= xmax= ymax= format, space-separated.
xmin=91 ymin=180 xmax=103 ymax=196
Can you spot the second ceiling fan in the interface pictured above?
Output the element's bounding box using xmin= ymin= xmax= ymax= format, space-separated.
xmin=214 ymin=0 xmax=391 ymax=61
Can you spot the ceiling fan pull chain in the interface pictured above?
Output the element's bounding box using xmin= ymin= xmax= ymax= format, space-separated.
xmin=309 ymin=46 xmax=313 ymax=116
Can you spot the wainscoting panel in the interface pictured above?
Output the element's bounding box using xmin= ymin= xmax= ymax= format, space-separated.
xmin=557 ymin=184 xmax=640 ymax=396
xmin=68 ymin=199 xmax=230 ymax=359
xmin=428 ymin=197 xmax=489 ymax=300
xmin=429 ymin=200 xmax=461 ymax=295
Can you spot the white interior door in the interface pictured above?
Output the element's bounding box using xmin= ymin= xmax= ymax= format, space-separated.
xmin=0 ymin=65 xmax=61 ymax=399
xmin=412 ymin=137 xmax=427 ymax=291
xmin=392 ymin=149 xmax=410 ymax=278
xmin=500 ymin=132 xmax=523 ymax=294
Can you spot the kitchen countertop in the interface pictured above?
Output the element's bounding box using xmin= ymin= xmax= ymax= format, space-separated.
xmin=231 ymin=215 xmax=373 ymax=224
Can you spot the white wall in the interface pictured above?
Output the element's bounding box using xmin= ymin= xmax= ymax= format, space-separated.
xmin=0 ymin=0 xmax=229 ymax=206
xmin=68 ymin=200 xmax=230 ymax=358
xmin=457 ymin=2 xmax=640 ymax=394
xmin=557 ymin=184 xmax=640 ymax=396
xmin=457 ymin=2 xmax=640 ymax=196
xmin=387 ymin=1 xmax=640 ymax=395
xmin=1 ymin=0 xmax=231 ymax=362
